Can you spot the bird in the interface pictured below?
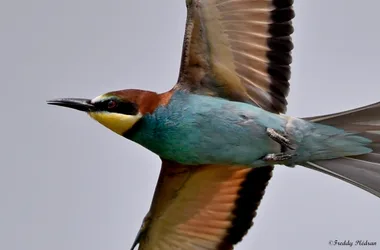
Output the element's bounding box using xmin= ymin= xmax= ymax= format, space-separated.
xmin=47 ymin=0 xmax=380 ymax=249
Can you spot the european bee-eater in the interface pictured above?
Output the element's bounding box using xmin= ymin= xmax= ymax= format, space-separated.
xmin=47 ymin=0 xmax=380 ymax=249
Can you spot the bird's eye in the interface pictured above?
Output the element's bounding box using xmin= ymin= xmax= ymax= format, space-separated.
xmin=107 ymin=100 xmax=117 ymax=109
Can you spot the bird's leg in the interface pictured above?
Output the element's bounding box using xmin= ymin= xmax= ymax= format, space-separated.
xmin=266 ymin=128 xmax=294 ymax=151
xmin=263 ymin=128 xmax=296 ymax=163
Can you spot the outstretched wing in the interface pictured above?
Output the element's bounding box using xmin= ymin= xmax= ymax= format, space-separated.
xmin=132 ymin=160 xmax=273 ymax=250
xmin=174 ymin=0 xmax=295 ymax=114
xmin=133 ymin=1 xmax=295 ymax=249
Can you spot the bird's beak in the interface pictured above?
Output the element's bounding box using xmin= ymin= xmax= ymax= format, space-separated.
xmin=46 ymin=98 xmax=95 ymax=112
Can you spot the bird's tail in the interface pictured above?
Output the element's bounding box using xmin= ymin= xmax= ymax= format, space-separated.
xmin=302 ymin=102 xmax=380 ymax=198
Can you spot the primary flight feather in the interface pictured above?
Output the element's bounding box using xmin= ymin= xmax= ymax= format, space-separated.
xmin=47 ymin=1 xmax=380 ymax=249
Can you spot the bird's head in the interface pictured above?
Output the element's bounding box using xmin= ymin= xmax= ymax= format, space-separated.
xmin=47 ymin=89 xmax=169 ymax=135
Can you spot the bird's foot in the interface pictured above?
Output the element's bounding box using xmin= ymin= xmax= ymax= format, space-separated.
xmin=263 ymin=128 xmax=297 ymax=165
xmin=263 ymin=152 xmax=293 ymax=162
xmin=266 ymin=128 xmax=295 ymax=150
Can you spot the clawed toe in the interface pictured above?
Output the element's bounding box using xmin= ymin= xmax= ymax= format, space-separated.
xmin=266 ymin=128 xmax=295 ymax=150
xmin=263 ymin=152 xmax=294 ymax=162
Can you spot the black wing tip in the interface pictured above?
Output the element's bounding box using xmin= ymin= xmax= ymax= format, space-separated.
xmin=219 ymin=166 xmax=274 ymax=248
xmin=266 ymin=1 xmax=295 ymax=114
xmin=272 ymin=0 xmax=294 ymax=8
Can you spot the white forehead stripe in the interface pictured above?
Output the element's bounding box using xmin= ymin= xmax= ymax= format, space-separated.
xmin=91 ymin=94 xmax=107 ymax=103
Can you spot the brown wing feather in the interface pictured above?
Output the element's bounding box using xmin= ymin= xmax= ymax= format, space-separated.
xmin=175 ymin=0 xmax=294 ymax=114
xmin=133 ymin=160 xmax=273 ymax=250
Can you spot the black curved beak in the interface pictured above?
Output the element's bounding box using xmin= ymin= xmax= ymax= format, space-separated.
xmin=46 ymin=98 xmax=94 ymax=112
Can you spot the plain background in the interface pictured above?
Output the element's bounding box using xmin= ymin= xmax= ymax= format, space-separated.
xmin=1 ymin=0 xmax=380 ymax=249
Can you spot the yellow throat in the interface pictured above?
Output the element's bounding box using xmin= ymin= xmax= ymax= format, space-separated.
xmin=88 ymin=112 xmax=142 ymax=135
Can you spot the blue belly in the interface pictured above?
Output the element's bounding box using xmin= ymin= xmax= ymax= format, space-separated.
xmin=126 ymin=91 xmax=286 ymax=166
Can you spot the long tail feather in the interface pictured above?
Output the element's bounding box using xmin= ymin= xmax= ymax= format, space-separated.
xmin=302 ymin=102 xmax=380 ymax=198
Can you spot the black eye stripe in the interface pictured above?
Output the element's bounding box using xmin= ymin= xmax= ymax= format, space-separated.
xmin=116 ymin=102 xmax=138 ymax=115
xmin=94 ymin=99 xmax=138 ymax=115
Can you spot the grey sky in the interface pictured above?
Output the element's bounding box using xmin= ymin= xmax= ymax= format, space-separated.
xmin=1 ymin=0 xmax=380 ymax=250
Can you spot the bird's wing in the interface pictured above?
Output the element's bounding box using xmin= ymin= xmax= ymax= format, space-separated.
xmin=138 ymin=1 xmax=295 ymax=248
xmin=174 ymin=0 xmax=294 ymax=114
xmin=132 ymin=160 xmax=273 ymax=250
